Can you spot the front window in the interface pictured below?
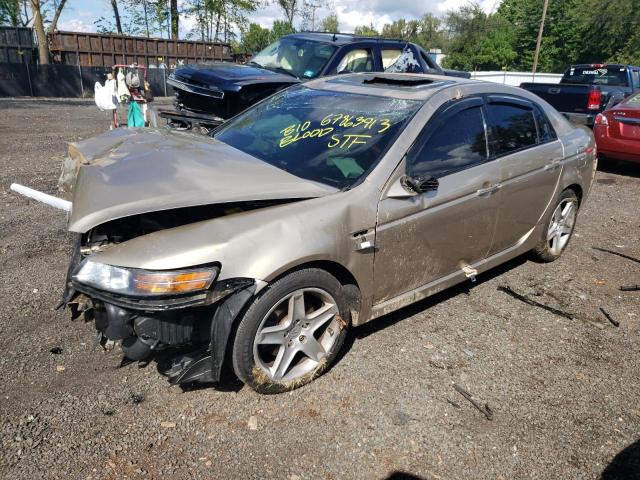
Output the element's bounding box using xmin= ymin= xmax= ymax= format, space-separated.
xmin=561 ymin=66 xmax=629 ymax=86
xmin=214 ymin=86 xmax=421 ymax=189
xmin=336 ymin=49 xmax=374 ymax=73
xmin=249 ymin=38 xmax=336 ymax=79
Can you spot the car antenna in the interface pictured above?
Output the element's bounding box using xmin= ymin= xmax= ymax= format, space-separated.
xmin=332 ymin=33 xmax=337 ymax=41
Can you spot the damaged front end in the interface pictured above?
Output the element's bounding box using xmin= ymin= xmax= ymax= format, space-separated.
xmin=63 ymin=231 xmax=256 ymax=385
xmin=52 ymin=128 xmax=336 ymax=386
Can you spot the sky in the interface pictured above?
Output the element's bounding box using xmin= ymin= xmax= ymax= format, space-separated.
xmin=57 ymin=0 xmax=499 ymax=37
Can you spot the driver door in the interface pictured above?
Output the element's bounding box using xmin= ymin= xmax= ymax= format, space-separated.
xmin=373 ymin=97 xmax=502 ymax=303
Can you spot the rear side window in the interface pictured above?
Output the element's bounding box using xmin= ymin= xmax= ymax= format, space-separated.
xmin=408 ymin=106 xmax=487 ymax=177
xmin=487 ymin=103 xmax=537 ymax=156
xmin=533 ymin=106 xmax=557 ymax=143
xmin=561 ymin=66 xmax=629 ymax=87
xmin=336 ymin=49 xmax=374 ymax=73
xmin=381 ymin=49 xmax=402 ymax=69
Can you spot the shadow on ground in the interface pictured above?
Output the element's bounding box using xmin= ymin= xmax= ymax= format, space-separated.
xmin=601 ymin=439 xmax=640 ymax=480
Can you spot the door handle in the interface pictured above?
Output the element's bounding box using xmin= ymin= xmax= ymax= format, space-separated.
xmin=476 ymin=183 xmax=502 ymax=196
xmin=544 ymin=159 xmax=563 ymax=171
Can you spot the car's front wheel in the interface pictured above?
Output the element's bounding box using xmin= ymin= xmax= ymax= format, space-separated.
xmin=232 ymin=268 xmax=349 ymax=394
xmin=531 ymin=189 xmax=579 ymax=262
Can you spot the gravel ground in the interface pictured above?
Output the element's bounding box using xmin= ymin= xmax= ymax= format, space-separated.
xmin=0 ymin=98 xmax=639 ymax=480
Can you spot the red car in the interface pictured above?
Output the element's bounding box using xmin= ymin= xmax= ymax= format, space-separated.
xmin=594 ymin=92 xmax=640 ymax=164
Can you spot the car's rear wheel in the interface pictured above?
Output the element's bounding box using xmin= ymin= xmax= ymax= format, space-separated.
xmin=531 ymin=189 xmax=579 ymax=262
xmin=232 ymin=269 xmax=348 ymax=394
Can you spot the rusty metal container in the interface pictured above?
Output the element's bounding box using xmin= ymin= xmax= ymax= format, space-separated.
xmin=49 ymin=31 xmax=232 ymax=67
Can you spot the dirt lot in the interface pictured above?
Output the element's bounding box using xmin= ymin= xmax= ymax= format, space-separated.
xmin=0 ymin=98 xmax=639 ymax=480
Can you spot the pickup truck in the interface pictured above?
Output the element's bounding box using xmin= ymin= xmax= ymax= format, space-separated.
xmin=521 ymin=64 xmax=640 ymax=127
xmin=161 ymin=32 xmax=470 ymax=129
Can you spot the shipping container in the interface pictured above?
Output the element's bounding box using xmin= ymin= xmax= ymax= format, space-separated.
xmin=49 ymin=31 xmax=232 ymax=67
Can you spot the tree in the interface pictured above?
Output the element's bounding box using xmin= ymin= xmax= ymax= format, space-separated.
xmin=276 ymin=0 xmax=297 ymax=28
xmin=354 ymin=23 xmax=377 ymax=37
xmin=269 ymin=18 xmax=294 ymax=42
xmin=0 ymin=0 xmax=20 ymax=26
xmin=320 ymin=12 xmax=338 ymax=33
xmin=110 ymin=0 xmax=123 ymax=33
xmin=170 ymin=0 xmax=178 ymax=38
xmin=442 ymin=3 xmax=516 ymax=71
xmin=30 ymin=0 xmax=48 ymax=64
xmin=47 ymin=0 xmax=67 ymax=33
xmin=240 ymin=22 xmax=269 ymax=53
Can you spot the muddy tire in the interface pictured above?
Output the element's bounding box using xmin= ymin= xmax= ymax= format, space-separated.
xmin=232 ymin=268 xmax=349 ymax=394
xmin=531 ymin=189 xmax=579 ymax=262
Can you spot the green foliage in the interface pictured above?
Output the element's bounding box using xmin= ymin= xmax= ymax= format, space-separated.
xmin=0 ymin=0 xmax=20 ymax=26
xmin=354 ymin=24 xmax=378 ymax=37
xmin=442 ymin=4 xmax=516 ymax=71
xmin=320 ymin=13 xmax=338 ymax=33
xmin=240 ymin=22 xmax=270 ymax=53
xmin=269 ymin=19 xmax=294 ymax=42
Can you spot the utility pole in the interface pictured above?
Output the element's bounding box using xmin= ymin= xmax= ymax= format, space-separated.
xmin=307 ymin=2 xmax=320 ymax=30
xmin=532 ymin=0 xmax=549 ymax=79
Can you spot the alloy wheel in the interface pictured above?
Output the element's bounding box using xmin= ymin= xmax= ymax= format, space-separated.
xmin=547 ymin=198 xmax=577 ymax=256
xmin=253 ymin=288 xmax=341 ymax=383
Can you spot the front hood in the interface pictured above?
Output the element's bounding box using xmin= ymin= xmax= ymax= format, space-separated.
xmin=174 ymin=62 xmax=300 ymax=90
xmin=67 ymin=128 xmax=337 ymax=233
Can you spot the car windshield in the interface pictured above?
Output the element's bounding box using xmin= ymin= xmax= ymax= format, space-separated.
xmin=249 ymin=38 xmax=337 ymax=79
xmin=213 ymin=86 xmax=422 ymax=189
xmin=561 ymin=66 xmax=629 ymax=86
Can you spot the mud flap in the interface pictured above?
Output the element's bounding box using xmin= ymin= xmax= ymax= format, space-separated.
xmin=209 ymin=285 xmax=256 ymax=381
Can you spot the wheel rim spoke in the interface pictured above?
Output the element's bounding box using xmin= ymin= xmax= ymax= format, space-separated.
xmin=270 ymin=345 xmax=298 ymax=380
xmin=307 ymin=303 xmax=338 ymax=332
xmin=561 ymin=201 xmax=574 ymax=219
xmin=300 ymin=337 xmax=326 ymax=362
xmin=288 ymin=292 xmax=306 ymax=323
xmin=561 ymin=225 xmax=572 ymax=235
xmin=552 ymin=233 xmax=560 ymax=253
xmin=256 ymin=324 xmax=288 ymax=346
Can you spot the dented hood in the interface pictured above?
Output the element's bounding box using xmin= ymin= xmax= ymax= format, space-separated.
xmin=67 ymin=128 xmax=337 ymax=233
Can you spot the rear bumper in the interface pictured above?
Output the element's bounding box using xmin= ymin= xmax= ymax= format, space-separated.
xmin=562 ymin=112 xmax=596 ymax=127
xmin=594 ymin=127 xmax=640 ymax=164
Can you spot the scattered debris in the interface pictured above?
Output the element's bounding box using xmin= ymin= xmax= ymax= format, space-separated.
xmin=592 ymin=247 xmax=640 ymax=265
xmin=55 ymin=365 xmax=65 ymax=373
xmin=498 ymin=286 xmax=575 ymax=320
xmin=620 ymin=284 xmax=640 ymax=292
xmin=130 ymin=394 xmax=144 ymax=405
xmin=49 ymin=347 xmax=63 ymax=355
xmin=599 ymin=308 xmax=620 ymax=327
xmin=446 ymin=398 xmax=461 ymax=409
xmin=247 ymin=415 xmax=258 ymax=430
xmin=160 ymin=421 xmax=176 ymax=428
xmin=462 ymin=348 xmax=475 ymax=358
xmin=452 ymin=384 xmax=494 ymax=420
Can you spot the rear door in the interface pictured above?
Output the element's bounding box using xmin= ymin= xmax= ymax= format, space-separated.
xmin=486 ymin=96 xmax=564 ymax=254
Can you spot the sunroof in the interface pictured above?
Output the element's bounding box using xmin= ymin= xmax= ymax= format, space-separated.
xmin=362 ymin=76 xmax=436 ymax=87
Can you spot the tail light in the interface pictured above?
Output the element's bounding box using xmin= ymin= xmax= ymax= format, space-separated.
xmin=594 ymin=113 xmax=608 ymax=125
xmin=587 ymin=88 xmax=602 ymax=110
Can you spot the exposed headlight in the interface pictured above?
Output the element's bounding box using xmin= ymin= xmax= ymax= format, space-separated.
xmin=73 ymin=260 xmax=218 ymax=297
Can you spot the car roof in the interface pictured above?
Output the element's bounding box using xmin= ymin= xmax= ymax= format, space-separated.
xmin=569 ymin=63 xmax=640 ymax=69
xmin=283 ymin=32 xmax=414 ymax=46
xmin=304 ymin=72 xmax=474 ymax=101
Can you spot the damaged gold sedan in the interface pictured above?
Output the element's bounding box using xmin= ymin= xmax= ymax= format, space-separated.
xmin=23 ymin=73 xmax=596 ymax=393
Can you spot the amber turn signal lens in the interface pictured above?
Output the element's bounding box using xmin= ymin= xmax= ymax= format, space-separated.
xmin=133 ymin=270 xmax=215 ymax=294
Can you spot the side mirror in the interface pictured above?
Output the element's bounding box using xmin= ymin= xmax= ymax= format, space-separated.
xmin=401 ymin=174 xmax=439 ymax=194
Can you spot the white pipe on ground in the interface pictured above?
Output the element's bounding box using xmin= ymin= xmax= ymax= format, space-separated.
xmin=10 ymin=183 xmax=72 ymax=212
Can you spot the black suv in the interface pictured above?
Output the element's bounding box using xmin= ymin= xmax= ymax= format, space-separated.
xmin=163 ymin=32 xmax=469 ymax=128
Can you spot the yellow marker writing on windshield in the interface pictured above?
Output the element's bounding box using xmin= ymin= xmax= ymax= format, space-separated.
xmin=328 ymin=134 xmax=372 ymax=149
